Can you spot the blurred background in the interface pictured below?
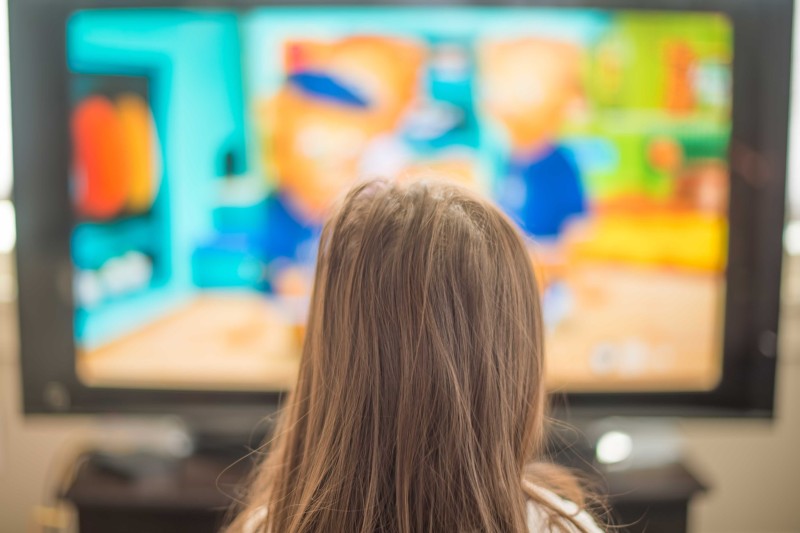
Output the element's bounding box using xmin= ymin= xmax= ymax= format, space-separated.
xmin=0 ymin=1 xmax=799 ymax=532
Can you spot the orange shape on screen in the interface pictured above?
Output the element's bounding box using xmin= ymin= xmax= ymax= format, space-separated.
xmin=72 ymin=96 xmax=130 ymax=219
xmin=665 ymin=41 xmax=696 ymax=114
xmin=648 ymin=137 xmax=684 ymax=173
xmin=117 ymin=94 xmax=160 ymax=213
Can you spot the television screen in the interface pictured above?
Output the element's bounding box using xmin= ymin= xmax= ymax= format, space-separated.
xmin=66 ymin=8 xmax=733 ymax=394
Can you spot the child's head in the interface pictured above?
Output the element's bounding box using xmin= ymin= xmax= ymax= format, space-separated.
xmin=231 ymin=178 xmax=592 ymax=532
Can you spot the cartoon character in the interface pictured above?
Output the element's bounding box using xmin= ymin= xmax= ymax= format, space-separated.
xmin=256 ymin=36 xmax=425 ymax=291
xmin=480 ymin=38 xmax=586 ymax=241
xmin=479 ymin=38 xmax=588 ymax=332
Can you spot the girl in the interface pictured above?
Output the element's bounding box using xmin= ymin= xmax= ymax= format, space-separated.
xmin=227 ymin=178 xmax=603 ymax=532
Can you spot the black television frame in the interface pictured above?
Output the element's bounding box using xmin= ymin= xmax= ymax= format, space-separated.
xmin=9 ymin=0 xmax=791 ymax=419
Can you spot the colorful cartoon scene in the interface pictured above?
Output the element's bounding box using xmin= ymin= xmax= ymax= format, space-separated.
xmin=67 ymin=8 xmax=731 ymax=392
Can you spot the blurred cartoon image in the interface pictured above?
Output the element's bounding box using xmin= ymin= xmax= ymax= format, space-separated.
xmin=67 ymin=9 xmax=732 ymax=393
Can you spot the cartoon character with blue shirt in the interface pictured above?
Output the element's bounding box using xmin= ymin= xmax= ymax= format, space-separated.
xmin=480 ymin=38 xmax=586 ymax=242
xmin=480 ymin=38 xmax=586 ymax=329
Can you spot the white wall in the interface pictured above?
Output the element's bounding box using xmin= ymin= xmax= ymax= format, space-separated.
xmin=0 ymin=270 xmax=92 ymax=532
xmin=681 ymin=256 xmax=800 ymax=533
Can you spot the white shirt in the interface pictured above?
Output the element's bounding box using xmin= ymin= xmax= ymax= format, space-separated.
xmin=244 ymin=487 xmax=602 ymax=532
xmin=526 ymin=486 xmax=604 ymax=532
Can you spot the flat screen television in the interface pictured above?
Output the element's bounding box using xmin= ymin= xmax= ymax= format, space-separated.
xmin=9 ymin=0 xmax=791 ymax=419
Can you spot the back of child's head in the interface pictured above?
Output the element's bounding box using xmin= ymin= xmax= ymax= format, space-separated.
xmin=228 ymin=177 xmax=596 ymax=533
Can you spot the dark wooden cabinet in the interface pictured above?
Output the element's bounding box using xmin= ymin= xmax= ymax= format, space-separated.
xmin=64 ymin=452 xmax=705 ymax=533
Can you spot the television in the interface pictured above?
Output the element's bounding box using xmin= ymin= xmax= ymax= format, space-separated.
xmin=9 ymin=0 xmax=790 ymax=420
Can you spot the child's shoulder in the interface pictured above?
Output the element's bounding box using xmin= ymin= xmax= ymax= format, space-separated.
xmin=526 ymin=485 xmax=604 ymax=533
xmin=239 ymin=488 xmax=604 ymax=533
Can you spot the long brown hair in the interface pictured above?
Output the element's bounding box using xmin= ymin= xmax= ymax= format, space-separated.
xmin=226 ymin=178 xmax=599 ymax=532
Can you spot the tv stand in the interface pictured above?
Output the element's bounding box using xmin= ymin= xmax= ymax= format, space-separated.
xmin=63 ymin=448 xmax=706 ymax=532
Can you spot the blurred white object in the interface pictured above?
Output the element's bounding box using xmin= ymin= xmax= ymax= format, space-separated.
xmin=74 ymin=270 xmax=103 ymax=308
xmin=596 ymin=431 xmax=633 ymax=465
xmin=0 ymin=200 xmax=14 ymax=253
xmin=589 ymin=418 xmax=684 ymax=470
xmin=785 ymin=220 xmax=800 ymax=256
